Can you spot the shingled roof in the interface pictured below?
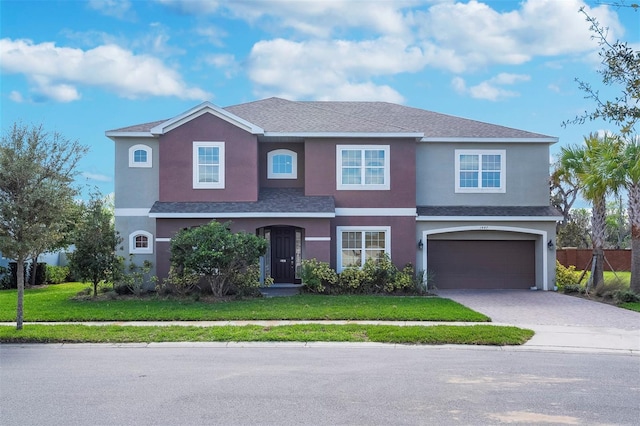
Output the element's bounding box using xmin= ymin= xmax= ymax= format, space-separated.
xmin=108 ymin=97 xmax=555 ymax=140
xmin=417 ymin=206 xmax=562 ymax=218
xmin=149 ymin=188 xmax=335 ymax=218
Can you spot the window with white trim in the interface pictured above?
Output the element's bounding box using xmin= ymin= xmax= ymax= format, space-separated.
xmin=337 ymin=226 xmax=391 ymax=271
xmin=455 ymin=149 xmax=506 ymax=193
xmin=336 ymin=145 xmax=390 ymax=190
xmin=267 ymin=149 xmax=297 ymax=179
xmin=128 ymin=144 xmax=152 ymax=168
xmin=129 ymin=230 xmax=153 ymax=254
xmin=193 ymin=141 xmax=225 ymax=189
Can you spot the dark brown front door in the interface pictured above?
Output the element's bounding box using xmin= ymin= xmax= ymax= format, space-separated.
xmin=271 ymin=227 xmax=296 ymax=283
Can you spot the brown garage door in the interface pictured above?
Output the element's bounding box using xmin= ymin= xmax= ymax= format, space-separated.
xmin=427 ymin=240 xmax=535 ymax=289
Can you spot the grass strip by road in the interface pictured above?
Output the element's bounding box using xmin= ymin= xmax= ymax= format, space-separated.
xmin=0 ymin=283 xmax=489 ymax=322
xmin=0 ymin=324 xmax=533 ymax=345
xmin=620 ymin=302 xmax=640 ymax=312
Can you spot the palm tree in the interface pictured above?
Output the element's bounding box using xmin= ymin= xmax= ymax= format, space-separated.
xmin=607 ymin=135 xmax=640 ymax=293
xmin=559 ymin=133 xmax=622 ymax=290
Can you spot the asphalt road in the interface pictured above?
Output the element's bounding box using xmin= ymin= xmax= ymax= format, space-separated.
xmin=1 ymin=344 xmax=638 ymax=425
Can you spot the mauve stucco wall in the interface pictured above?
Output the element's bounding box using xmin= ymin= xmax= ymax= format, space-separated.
xmin=259 ymin=143 xmax=305 ymax=188
xmin=416 ymin=142 xmax=551 ymax=206
xmin=304 ymin=138 xmax=416 ymax=208
xmin=159 ymin=113 xmax=258 ymax=202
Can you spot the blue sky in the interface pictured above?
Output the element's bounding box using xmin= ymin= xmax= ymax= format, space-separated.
xmin=1 ymin=0 xmax=638 ymax=198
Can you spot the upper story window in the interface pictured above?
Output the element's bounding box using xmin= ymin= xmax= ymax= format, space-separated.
xmin=336 ymin=145 xmax=390 ymax=190
xmin=455 ymin=149 xmax=506 ymax=193
xmin=337 ymin=226 xmax=391 ymax=272
xmin=128 ymin=144 xmax=152 ymax=168
xmin=129 ymin=230 xmax=153 ymax=254
xmin=267 ymin=149 xmax=297 ymax=179
xmin=193 ymin=141 xmax=225 ymax=189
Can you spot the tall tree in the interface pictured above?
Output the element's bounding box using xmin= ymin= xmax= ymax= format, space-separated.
xmin=69 ymin=194 xmax=122 ymax=298
xmin=0 ymin=123 xmax=87 ymax=329
xmin=559 ymin=133 xmax=621 ymax=289
xmin=564 ymin=6 xmax=639 ymax=135
xmin=606 ymin=136 xmax=640 ymax=292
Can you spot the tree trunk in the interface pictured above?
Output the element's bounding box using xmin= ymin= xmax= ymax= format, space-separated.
xmin=629 ymin=183 xmax=640 ymax=294
xmin=93 ymin=279 xmax=99 ymax=298
xmin=590 ymin=196 xmax=607 ymax=290
xmin=16 ymin=255 xmax=26 ymax=330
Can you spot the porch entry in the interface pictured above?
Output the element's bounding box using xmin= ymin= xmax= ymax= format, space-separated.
xmin=260 ymin=226 xmax=303 ymax=283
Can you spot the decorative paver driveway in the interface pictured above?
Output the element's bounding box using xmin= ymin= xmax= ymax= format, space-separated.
xmin=436 ymin=290 xmax=640 ymax=330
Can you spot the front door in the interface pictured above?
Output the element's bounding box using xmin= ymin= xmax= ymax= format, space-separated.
xmin=271 ymin=227 xmax=296 ymax=283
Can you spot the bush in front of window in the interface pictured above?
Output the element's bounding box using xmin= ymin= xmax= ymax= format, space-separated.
xmin=300 ymin=258 xmax=338 ymax=293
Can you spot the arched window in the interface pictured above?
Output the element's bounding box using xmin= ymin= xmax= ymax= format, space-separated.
xmin=267 ymin=149 xmax=297 ymax=179
xmin=129 ymin=230 xmax=153 ymax=254
xmin=129 ymin=144 xmax=152 ymax=168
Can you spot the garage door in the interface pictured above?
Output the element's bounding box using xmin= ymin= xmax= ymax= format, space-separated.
xmin=427 ymin=240 xmax=535 ymax=289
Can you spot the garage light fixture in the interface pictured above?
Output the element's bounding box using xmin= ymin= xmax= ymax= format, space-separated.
xmin=547 ymin=239 xmax=554 ymax=250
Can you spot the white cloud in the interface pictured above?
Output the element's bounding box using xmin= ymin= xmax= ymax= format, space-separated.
xmin=82 ymin=172 xmax=112 ymax=182
xmin=0 ymin=38 xmax=210 ymax=102
xmin=247 ymin=37 xmax=425 ymax=101
xmin=413 ymin=0 xmax=623 ymax=72
xmin=204 ymin=54 xmax=240 ymax=78
xmin=87 ymin=0 xmax=134 ymax=20
xmin=9 ymin=91 xmax=24 ymax=103
xmin=452 ymin=73 xmax=530 ymax=101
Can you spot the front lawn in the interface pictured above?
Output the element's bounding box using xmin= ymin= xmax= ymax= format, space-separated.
xmin=620 ymin=302 xmax=640 ymax=313
xmin=0 ymin=324 xmax=532 ymax=345
xmin=0 ymin=283 xmax=490 ymax=322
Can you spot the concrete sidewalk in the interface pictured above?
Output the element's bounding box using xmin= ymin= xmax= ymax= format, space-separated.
xmin=2 ymin=319 xmax=638 ymax=355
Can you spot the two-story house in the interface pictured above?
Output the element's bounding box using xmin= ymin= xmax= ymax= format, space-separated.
xmin=107 ymin=97 xmax=561 ymax=290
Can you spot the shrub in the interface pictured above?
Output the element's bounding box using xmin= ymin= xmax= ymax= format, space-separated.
xmin=0 ymin=266 xmax=11 ymax=290
xmin=613 ymin=289 xmax=640 ymax=303
xmin=300 ymin=259 xmax=337 ymax=293
xmin=156 ymin=266 xmax=201 ymax=296
xmin=361 ymin=254 xmax=398 ymax=293
xmin=46 ymin=265 xmax=70 ymax=284
xmin=170 ymin=221 xmax=267 ymax=297
xmin=555 ymin=261 xmax=581 ymax=291
xmin=562 ymin=283 xmax=583 ymax=294
xmin=594 ymin=278 xmax=628 ymax=299
xmin=114 ymin=259 xmax=155 ymax=296
xmin=336 ymin=267 xmax=365 ymax=293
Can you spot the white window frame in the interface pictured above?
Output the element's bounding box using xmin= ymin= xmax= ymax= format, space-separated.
xmin=193 ymin=141 xmax=225 ymax=189
xmin=455 ymin=149 xmax=506 ymax=193
xmin=267 ymin=149 xmax=297 ymax=179
xmin=128 ymin=144 xmax=152 ymax=168
xmin=129 ymin=230 xmax=153 ymax=254
xmin=336 ymin=226 xmax=391 ymax=272
xmin=336 ymin=145 xmax=390 ymax=190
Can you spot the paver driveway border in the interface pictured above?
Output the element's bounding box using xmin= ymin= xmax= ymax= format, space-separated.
xmin=436 ymin=289 xmax=640 ymax=353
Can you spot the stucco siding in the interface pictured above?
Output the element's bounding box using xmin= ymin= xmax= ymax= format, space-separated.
xmin=159 ymin=113 xmax=259 ymax=202
xmin=416 ymin=142 xmax=550 ymax=206
xmin=113 ymin=137 xmax=159 ymax=209
xmin=304 ymin=138 xmax=416 ymax=208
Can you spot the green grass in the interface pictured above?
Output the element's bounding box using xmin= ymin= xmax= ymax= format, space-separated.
xmin=0 ymin=324 xmax=533 ymax=345
xmin=0 ymin=283 xmax=489 ymax=322
xmin=577 ymin=271 xmax=631 ymax=286
xmin=620 ymin=302 xmax=640 ymax=312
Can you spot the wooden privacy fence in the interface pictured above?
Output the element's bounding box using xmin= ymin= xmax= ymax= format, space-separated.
xmin=556 ymin=248 xmax=631 ymax=271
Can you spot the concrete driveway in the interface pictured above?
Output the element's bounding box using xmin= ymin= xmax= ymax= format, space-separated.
xmin=436 ymin=289 xmax=640 ymax=353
